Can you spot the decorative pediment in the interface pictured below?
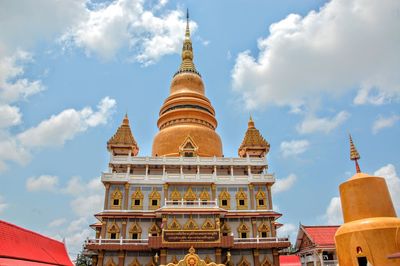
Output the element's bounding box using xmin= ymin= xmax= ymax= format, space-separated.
xmin=149 ymin=188 xmax=161 ymax=199
xmin=108 ymin=222 xmax=120 ymax=233
xmin=201 ymin=219 xmax=214 ymax=230
xmin=258 ymin=222 xmax=269 ymax=232
xmin=255 ymin=188 xmax=266 ymax=199
xmin=129 ymin=221 xmax=142 ymax=233
xmin=148 ymin=222 xmax=161 ymax=235
xmin=162 ymin=247 xmax=225 ymax=266
xmin=132 ymin=187 xmax=144 ymax=199
xmin=221 ymin=222 xmax=231 ymax=233
xmin=105 ymin=258 xmax=117 ymax=266
xmin=260 ymin=256 xmax=273 ymax=266
xmin=171 ymin=188 xmax=182 ymax=201
xmin=184 ymin=187 xmax=197 ymax=201
xmin=237 ymin=256 xmax=250 ymax=266
xmin=236 ymin=188 xmax=247 ymax=199
xmin=168 ymin=217 xmax=182 ymax=230
xmin=219 ymin=189 xmax=230 ymax=200
xmin=129 ymin=258 xmax=142 ymax=266
xmin=184 ymin=216 xmax=199 ymax=230
xmin=237 ymin=222 xmax=250 ymax=233
xmin=199 ymin=189 xmax=210 ymax=201
xmin=179 ymin=136 xmax=199 ymax=157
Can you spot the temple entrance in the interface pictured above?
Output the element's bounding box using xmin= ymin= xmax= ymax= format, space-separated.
xmin=161 ymin=247 xmax=226 ymax=266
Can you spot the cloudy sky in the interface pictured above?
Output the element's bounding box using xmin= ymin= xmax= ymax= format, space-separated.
xmin=0 ymin=0 xmax=399 ymax=258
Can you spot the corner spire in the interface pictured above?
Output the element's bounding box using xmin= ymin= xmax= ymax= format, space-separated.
xmin=175 ymin=8 xmax=199 ymax=76
xmin=349 ymin=134 xmax=361 ymax=173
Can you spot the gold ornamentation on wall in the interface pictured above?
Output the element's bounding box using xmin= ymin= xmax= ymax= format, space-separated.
xmin=171 ymin=256 xmax=179 ymax=264
xmin=237 ymin=222 xmax=250 ymax=238
xmin=131 ymin=187 xmax=144 ymax=210
xmin=204 ymin=256 xmax=212 ymax=264
xmin=221 ymin=222 xmax=231 ymax=236
xmin=199 ymin=189 xmax=210 ymax=201
xmin=129 ymin=221 xmax=142 ymax=239
xmin=255 ymin=187 xmax=267 ymax=209
xmin=149 ymin=188 xmax=161 ymax=210
xmin=168 ymin=217 xmax=182 ymax=230
xmin=236 ymin=188 xmax=248 ymax=210
xmin=111 ymin=188 xmax=123 ymax=209
xmin=148 ymin=222 xmax=161 ymax=236
xmin=184 ymin=186 xmax=197 ymax=201
xmin=184 ymin=216 xmax=199 ymax=230
xmin=179 ymin=136 xmax=199 ymax=157
xmin=129 ymin=258 xmax=142 ymax=266
xmin=237 ymin=256 xmax=251 ymax=266
xmin=218 ymin=189 xmax=230 ymax=209
xmin=170 ymin=188 xmax=182 ymax=202
xmin=260 ymin=256 xmax=273 ymax=266
xmin=107 ymin=222 xmax=120 ymax=239
xmin=146 ymin=258 xmax=157 ymax=266
xmin=201 ymin=218 xmax=214 ymax=230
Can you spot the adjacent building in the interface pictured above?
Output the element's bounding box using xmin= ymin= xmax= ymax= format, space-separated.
xmin=85 ymin=13 xmax=290 ymax=266
xmin=295 ymin=225 xmax=338 ymax=266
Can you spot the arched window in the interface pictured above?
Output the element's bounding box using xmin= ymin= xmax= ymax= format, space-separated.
xmin=148 ymin=222 xmax=161 ymax=237
xmin=258 ymin=221 xmax=270 ymax=238
xmin=236 ymin=188 xmax=248 ymax=210
xmin=219 ymin=189 xmax=230 ymax=209
xmin=131 ymin=187 xmax=144 ymax=210
xmin=129 ymin=221 xmax=142 ymax=239
xmin=148 ymin=188 xmax=161 ymax=210
xmin=237 ymin=222 xmax=250 ymax=239
xmin=256 ymin=188 xmax=267 ymax=209
xmin=111 ymin=188 xmax=123 ymax=209
xmin=107 ymin=222 xmax=120 ymax=239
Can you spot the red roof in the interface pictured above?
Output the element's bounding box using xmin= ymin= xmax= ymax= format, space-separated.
xmin=0 ymin=220 xmax=73 ymax=266
xmin=303 ymin=225 xmax=339 ymax=246
xmin=279 ymin=255 xmax=301 ymax=266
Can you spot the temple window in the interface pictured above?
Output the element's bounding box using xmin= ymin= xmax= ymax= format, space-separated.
xmin=179 ymin=136 xmax=198 ymax=157
xmin=107 ymin=222 xmax=120 ymax=239
xmin=219 ymin=189 xmax=231 ymax=209
xmin=131 ymin=187 xmax=144 ymax=210
xmin=170 ymin=188 xmax=181 ymax=205
xmin=184 ymin=186 xmax=197 ymax=204
xmin=111 ymin=188 xmax=122 ymax=209
xmin=221 ymin=222 xmax=231 ymax=236
xmin=258 ymin=221 xmax=270 ymax=238
xmin=236 ymin=188 xmax=248 ymax=210
xmin=148 ymin=222 xmax=161 ymax=237
xmin=237 ymin=222 xmax=250 ymax=238
xmin=148 ymin=188 xmax=161 ymax=210
xmin=256 ymin=188 xmax=267 ymax=209
xmin=199 ymin=189 xmax=210 ymax=205
xmin=129 ymin=221 xmax=142 ymax=239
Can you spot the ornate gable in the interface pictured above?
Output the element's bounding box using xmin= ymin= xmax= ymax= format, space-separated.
xmin=171 ymin=188 xmax=182 ymax=201
xmin=168 ymin=217 xmax=181 ymax=230
xmin=179 ymin=136 xmax=199 ymax=157
xmin=107 ymin=114 xmax=139 ymax=156
xmin=238 ymin=117 xmax=270 ymax=158
xmin=184 ymin=186 xmax=197 ymax=201
xmin=184 ymin=216 xmax=199 ymax=230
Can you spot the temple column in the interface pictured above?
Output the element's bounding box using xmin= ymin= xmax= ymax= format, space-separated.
xmin=251 ymin=219 xmax=257 ymax=238
xmin=266 ymin=184 xmax=273 ymax=210
xmin=163 ymin=183 xmax=169 ymax=201
xmin=124 ymin=183 xmax=130 ymax=210
xmin=211 ymin=184 xmax=216 ymax=201
xmin=101 ymin=221 xmax=107 ymax=239
xmin=118 ymin=250 xmax=125 ymax=266
xmin=215 ymin=248 xmax=222 ymax=264
xmin=249 ymin=184 xmax=255 ymax=210
xmin=253 ymin=249 xmax=260 ymax=266
xmin=97 ymin=251 xmax=104 ymax=266
xmin=273 ymin=249 xmax=279 ymax=266
xmin=160 ymin=249 xmax=167 ymax=265
xmin=122 ymin=220 xmax=127 ymax=239
xmin=104 ymin=183 xmax=111 ymax=210
xmin=92 ymin=256 xmax=98 ymax=266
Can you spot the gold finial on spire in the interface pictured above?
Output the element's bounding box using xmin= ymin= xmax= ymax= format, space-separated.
xmin=248 ymin=115 xmax=255 ymax=128
xmin=349 ymin=134 xmax=361 ymax=173
xmin=175 ymin=8 xmax=199 ymax=76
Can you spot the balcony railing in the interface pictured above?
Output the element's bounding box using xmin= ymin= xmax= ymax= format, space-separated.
xmin=233 ymin=237 xmax=289 ymax=243
xmin=86 ymin=238 xmax=148 ymax=245
xmin=163 ymin=199 xmax=219 ymax=208
xmin=323 ymin=260 xmax=338 ymax=266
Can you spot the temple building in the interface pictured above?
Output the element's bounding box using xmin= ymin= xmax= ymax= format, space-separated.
xmin=334 ymin=136 xmax=400 ymax=265
xmin=85 ymin=12 xmax=290 ymax=266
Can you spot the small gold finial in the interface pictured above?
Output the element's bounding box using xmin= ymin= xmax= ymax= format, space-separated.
xmin=123 ymin=113 xmax=129 ymax=125
xmin=248 ymin=115 xmax=255 ymax=128
xmin=185 ymin=8 xmax=190 ymax=39
xmin=349 ymin=134 xmax=361 ymax=173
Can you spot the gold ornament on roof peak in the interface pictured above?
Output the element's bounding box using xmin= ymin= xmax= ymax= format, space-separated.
xmin=107 ymin=114 xmax=139 ymax=156
xmin=349 ymin=134 xmax=361 ymax=173
xmin=175 ymin=9 xmax=199 ymax=76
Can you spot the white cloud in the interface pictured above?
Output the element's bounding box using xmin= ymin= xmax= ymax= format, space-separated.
xmin=0 ymin=195 xmax=8 ymax=214
xmin=18 ymin=97 xmax=116 ymax=148
xmin=0 ymin=136 xmax=31 ymax=171
xmin=324 ymin=197 xmax=343 ymax=225
xmin=280 ymin=139 xmax=310 ymax=157
xmin=277 ymin=223 xmax=297 ymax=241
xmin=296 ymin=111 xmax=350 ymax=134
xmin=273 ymin=174 xmax=297 ymax=194
xmin=0 ymin=105 xmax=22 ymax=128
xmin=49 ymin=218 xmax=67 ymax=228
xmin=26 ymin=175 xmax=59 ymax=192
xmin=372 ymin=115 xmax=400 ymax=134
xmin=374 ymin=164 xmax=400 ymax=213
xmin=232 ymin=0 xmax=400 ymax=109
xmin=62 ymin=0 xmax=195 ymax=64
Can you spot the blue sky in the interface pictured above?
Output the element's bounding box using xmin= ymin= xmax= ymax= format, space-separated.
xmin=0 ymin=0 xmax=399 ymax=258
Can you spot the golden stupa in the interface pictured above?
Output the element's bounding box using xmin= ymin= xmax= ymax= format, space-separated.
xmin=334 ymin=135 xmax=400 ymax=265
xmin=152 ymin=11 xmax=222 ymax=157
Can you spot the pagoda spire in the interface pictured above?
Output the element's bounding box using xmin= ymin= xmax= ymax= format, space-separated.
xmin=349 ymin=134 xmax=361 ymax=173
xmin=107 ymin=114 xmax=139 ymax=156
xmin=238 ymin=117 xmax=270 ymax=158
xmin=176 ymin=8 xmax=199 ymax=76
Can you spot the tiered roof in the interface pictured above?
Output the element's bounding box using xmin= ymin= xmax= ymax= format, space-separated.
xmin=238 ymin=117 xmax=270 ymax=157
xmin=279 ymin=255 xmax=301 ymax=266
xmin=295 ymin=225 xmax=339 ymax=250
xmin=107 ymin=114 xmax=139 ymax=156
xmin=0 ymin=220 xmax=73 ymax=266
